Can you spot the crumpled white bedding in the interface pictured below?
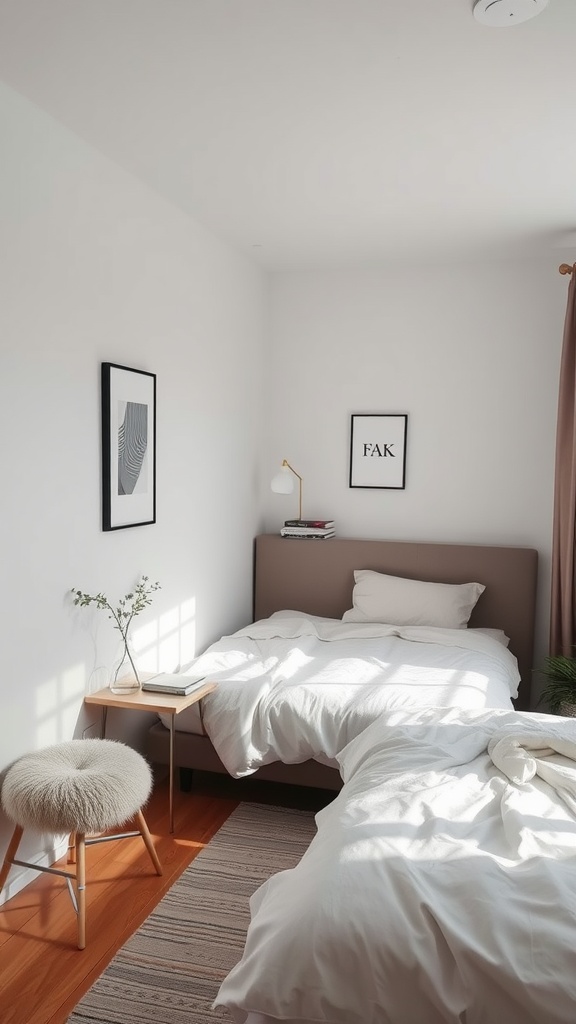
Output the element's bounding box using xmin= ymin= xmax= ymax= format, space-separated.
xmin=488 ymin=728 xmax=576 ymax=815
xmin=215 ymin=706 xmax=576 ymax=1024
xmin=158 ymin=612 xmax=519 ymax=777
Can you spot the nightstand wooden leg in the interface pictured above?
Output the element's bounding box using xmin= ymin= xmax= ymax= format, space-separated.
xmin=169 ymin=713 xmax=175 ymax=833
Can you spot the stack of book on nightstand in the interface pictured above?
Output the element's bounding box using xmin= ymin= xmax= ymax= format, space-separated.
xmin=280 ymin=519 xmax=336 ymax=539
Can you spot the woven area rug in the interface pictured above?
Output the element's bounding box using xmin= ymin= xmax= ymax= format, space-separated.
xmin=67 ymin=802 xmax=317 ymax=1024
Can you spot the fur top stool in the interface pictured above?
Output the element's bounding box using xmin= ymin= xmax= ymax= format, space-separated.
xmin=0 ymin=738 xmax=162 ymax=949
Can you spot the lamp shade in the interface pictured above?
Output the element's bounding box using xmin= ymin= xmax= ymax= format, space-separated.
xmin=270 ymin=467 xmax=295 ymax=494
xmin=270 ymin=459 xmax=303 ymax=520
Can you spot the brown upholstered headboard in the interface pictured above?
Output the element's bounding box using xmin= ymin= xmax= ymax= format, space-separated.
xmin=253 ymin=534 xmax=538 ymax=710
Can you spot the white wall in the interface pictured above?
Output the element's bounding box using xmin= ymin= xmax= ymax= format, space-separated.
xmin=0 ymin=82 xmax=266 ymax=899
xmin=263 ymin=259 xmax=571 ymax=690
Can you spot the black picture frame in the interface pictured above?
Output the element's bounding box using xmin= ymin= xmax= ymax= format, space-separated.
xmin=349 ymin=413 xmax=408 ymax=489
xmin=101 ymin=362 xmax=156 ymax=531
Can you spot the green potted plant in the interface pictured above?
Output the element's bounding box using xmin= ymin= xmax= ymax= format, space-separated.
xmin=538 ymin=653 xmax=576 ymax=716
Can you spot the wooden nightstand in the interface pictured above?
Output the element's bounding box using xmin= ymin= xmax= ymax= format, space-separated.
xmin=84 ymin=683 xmax=216 ymax=833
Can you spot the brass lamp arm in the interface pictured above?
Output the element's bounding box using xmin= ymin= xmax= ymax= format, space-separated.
xmin=281 ymin=460 xmax=302 ymax=521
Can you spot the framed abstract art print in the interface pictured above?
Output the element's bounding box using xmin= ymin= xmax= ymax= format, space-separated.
xmin=101 ymin=362 xmax=156 ymax=530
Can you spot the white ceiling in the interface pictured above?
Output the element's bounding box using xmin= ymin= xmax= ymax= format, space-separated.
xmin=1 ymin=0 xmax=576 ymax=270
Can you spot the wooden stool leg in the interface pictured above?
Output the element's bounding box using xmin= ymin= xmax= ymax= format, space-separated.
xmin=0 ymin=825 xmax=24 ymax=892
xmin=75 ymin=833 xmax=86 ymax=950
xmin=136 ymin=810 xmax=163 ymax=876
xmin=67 ymin=831 xmax=76 ymax=864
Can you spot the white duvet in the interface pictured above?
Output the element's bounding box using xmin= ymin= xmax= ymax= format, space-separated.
xmin=160 ymin=612 xmax=519 ymax=777
xmin=215 ymin=706 xmax=576 ymax=1024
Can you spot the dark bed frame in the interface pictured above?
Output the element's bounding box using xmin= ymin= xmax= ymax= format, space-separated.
xmin=146 ymin=534 xmax=538 ymax=791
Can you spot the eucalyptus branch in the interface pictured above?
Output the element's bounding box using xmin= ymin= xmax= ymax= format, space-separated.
xmin=71 ymin=576 xmax=161 ymax=684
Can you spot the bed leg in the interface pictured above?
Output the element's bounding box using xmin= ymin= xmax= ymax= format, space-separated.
xmin=179 ymin=767 xmax=193 ymax=792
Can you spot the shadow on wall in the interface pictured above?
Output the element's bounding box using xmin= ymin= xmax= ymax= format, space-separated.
xmin=35 ymin=595 xmax=200 ymax=746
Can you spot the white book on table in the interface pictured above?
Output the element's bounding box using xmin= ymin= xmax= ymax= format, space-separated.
xmin=141 ymin=672 xmax=207 ymax=696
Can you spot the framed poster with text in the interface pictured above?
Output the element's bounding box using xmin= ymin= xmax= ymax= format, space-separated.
xmin=349 ymin=413 xmax=407 ymax=489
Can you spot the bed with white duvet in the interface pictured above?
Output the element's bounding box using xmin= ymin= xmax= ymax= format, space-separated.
xmin=158 ymin=612 xmax=519 ymax=777
xmin=214 ymin=705 xmax=576 ymax=1024
xmin=146 ymin=537 xmax=537 ymax=787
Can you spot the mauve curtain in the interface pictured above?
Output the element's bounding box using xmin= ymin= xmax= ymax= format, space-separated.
xmin=550 ymin=265 xmax=576 ymax=656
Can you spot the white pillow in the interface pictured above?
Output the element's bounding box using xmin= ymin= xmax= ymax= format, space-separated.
xmin=470 ymin=627 xmax=510 ymax=647
xmin=268 ymin=609 xmax=340 ymax=626
xmin=342 ymin=569 xmax=485 ymax=629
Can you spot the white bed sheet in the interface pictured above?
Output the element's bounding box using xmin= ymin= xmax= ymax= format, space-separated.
xmin=158 ymin=612 xmax=519 ymax=777
xmin=215 ymin=706 xmax=576 ymax=1024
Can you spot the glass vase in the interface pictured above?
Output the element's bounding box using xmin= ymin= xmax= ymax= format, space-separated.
xmin=110 ymin=638 xmax=141 ymax=695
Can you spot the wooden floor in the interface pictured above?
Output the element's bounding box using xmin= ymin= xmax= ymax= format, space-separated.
xmin=0 ymin=770 xmax=332 ymax=1024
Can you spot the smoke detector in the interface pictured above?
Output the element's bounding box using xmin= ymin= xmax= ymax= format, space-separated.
xmin=473 ymin=0 xmax=549 ymax=26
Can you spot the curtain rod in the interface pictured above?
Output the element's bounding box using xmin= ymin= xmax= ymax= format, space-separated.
xmin=559 ymin=264 xmax=576 ymax=275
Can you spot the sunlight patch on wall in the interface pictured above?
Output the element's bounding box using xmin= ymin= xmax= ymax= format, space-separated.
xmin=158 ymin=607 xmax=181 ymax=669
xmin=133 ymin=597 xmax=197 ymax=674
xmin=35 ymin=662 xmax=85 ymax=748
xmin=179 ymin=598 xmax=196 ymax=668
